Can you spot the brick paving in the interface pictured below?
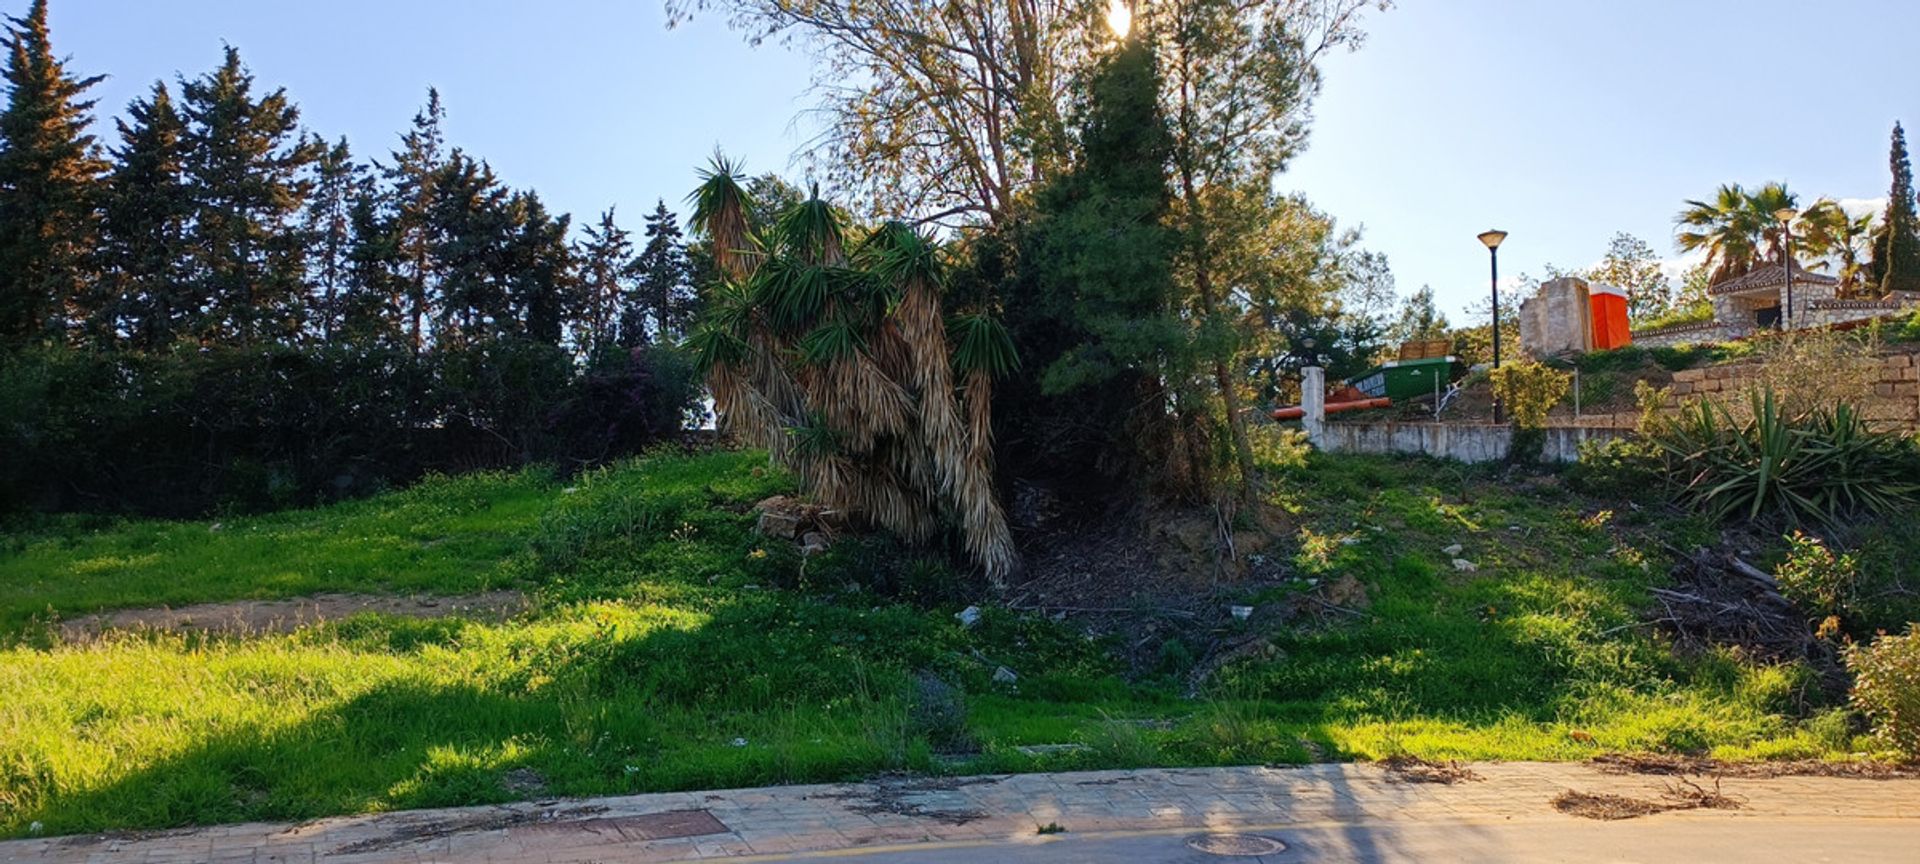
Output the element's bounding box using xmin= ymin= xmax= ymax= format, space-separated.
xmin=4 ymin=762 xmax=1917 ymax=863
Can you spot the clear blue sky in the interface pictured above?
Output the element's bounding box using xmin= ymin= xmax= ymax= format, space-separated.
xmin=53 ymin=1 xmax=1920 ymax=319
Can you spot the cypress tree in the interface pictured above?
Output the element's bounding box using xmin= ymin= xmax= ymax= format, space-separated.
xmin=1870 ymin=122 xmax=1920 ymax=295
xmin=427 ymin=151 xmax=509 ymax=344
xmin=631 ymin=200 xmax=692 ymax=345
xmin=575 ymin=206 xmax=634 ymax=351
xmin=96 ymin=81 xmax=190 ymax=348
xmin=503 ymin=189 xmax=571 ymax=347
xmin=178 ymin=46 xmax=321 ymax=345
xmin=303 ymin=135 xmax=364 ymax=340
xmin=0 ymin=0 xmax=106 ymax=345
xmin=387 ymin=88 xmax=445 ymax=351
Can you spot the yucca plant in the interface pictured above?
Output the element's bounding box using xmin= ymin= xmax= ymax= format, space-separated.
xmin=685 ymin=155 xmax=1019 ymax=583
xmin=1649 ymin=389 xmax=1920 ymax=531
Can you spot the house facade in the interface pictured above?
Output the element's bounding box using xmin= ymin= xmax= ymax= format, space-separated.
xmin=1633 ymin=261 xmax=1918 ymax=347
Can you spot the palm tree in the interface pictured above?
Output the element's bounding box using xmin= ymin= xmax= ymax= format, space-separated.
xmin=1675 ymin=182 xmax=1801 ymax=282
xmin=1798 ymin=199 xmax=1877 ymax=296
xmin=685 ymin=154 xmax=1019 ymax=583
xmin=1676 ymin=184 xmax=1764 ymax=283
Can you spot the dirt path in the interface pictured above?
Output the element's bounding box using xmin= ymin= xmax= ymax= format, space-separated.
xmin=56 ymin=590 xmax=528 ymax=642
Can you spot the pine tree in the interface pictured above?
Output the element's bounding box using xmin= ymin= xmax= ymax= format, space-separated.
xmin=339 ymin=182 xmax=405 ymax=347
xmin=0 ymin=0 xmax=106 ymax=344
xmin=1870 ymin=121 xmax=1920 ymax=295
xmin=575 ymin=207 xmax=634 ymax=351
xmin=178 ymin=46 xmax=321 ymax=345
xmin=95 ymin=81 xmax=190 ymax=348
xmin=630 ymin=200 xmax=692 ymax=345
xmin=386 ymin=88 xmax=445 ymax=351
xmin=502 ymin=189 xmax=572 ymax=347
xmin=427 ymin=150 xmax=509 ymax=344
xmin=303 ymin=135 xmax=364 ymax=340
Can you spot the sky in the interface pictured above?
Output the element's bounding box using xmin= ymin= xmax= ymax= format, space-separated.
xmin=51 ymin=0 xmax=1920 ymax=320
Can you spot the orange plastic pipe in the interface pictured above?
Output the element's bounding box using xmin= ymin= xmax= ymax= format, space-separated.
xmin=1270 ymin=397 xmax=1392 ymax=421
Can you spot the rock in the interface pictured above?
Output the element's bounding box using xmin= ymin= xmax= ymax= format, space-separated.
xmin=955 ymin=605 xmax=983 ymax=628
xmin=1323 ymin=574 xmax=1371 ymax=609
xmin=800 ymin=531 xmax=830 ymax=556
xmin=729 ymin=737 xmax=749 ymax=747
xmin=992 ymin=665 xmax=1019 ymax=685
xmin=1442 ymin=543 xmax=1464 ymax=556
xmin=756 ymin=510 xmax=803 ymax=540
xmin=1229 ymin=605 xmax=1254 ymax=621
xmin=1451 ymin=558 xmax=1479 ymax=573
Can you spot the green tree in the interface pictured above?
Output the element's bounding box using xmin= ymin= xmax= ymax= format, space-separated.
xmin=427 ymin=151 xmax=510 ymax=344
xmin=1675 ymin=181 xmax=1799 ymax=284
xmin=178 ymin=46 xmax=321 ymax=345
xmin=386 ymin=88 xmax=446 ymax=351
xmin=575 ymin=206 xmax=634 ymax=351
xmin=1588 ymin=232 xmax=1672 ymax=319
xmin=95 ymin=81 xmax=189 ymax=348
xmin=303 ymin=136 xmax=364 ymax=340
xmin=0 ymin=0 xmax=105 ymax=345
xmin=1388 ymin=284 xmax=1449 ymax=342
xmin=991 ymin=36 xmax=1187 ymax=494
xmin=631 ymin=200 xmax=694 ymax=345
xmin=1162 ymin=0 xmax=1381 ymax=496
xmin=1798 ymin=198 xmax=1875 ymax=296
xmin=1869 ymin=122 xmax=1920 ymax=294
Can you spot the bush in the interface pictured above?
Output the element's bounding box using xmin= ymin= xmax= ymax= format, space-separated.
xmin=1488 ymin=360 xmax=1571 ymax=430
xmin=1567 ymin=437 xmax=1666 ymax=500
xmin=1647 ymin=390 xmax=1920 ymax=530
xmin=1774 ymin=532 xmax=1858 ymax=619
xmin=0 ymin=340 xmax=703 ymax=516
xmin=1845 ymin=627 xmax=1920 ymax=758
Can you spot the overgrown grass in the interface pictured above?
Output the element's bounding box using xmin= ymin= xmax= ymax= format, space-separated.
xmin=0 ymin=449 xmax=1879 ymax=838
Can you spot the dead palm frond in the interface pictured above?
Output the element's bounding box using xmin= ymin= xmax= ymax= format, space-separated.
xmin=685 ymin=165 xmax=1019 ymax=583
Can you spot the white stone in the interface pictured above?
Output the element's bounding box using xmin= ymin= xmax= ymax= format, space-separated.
xmin=955 ymin=606 xmax=982 ymax=628
xmin=993 ymin=666 xmax=1019 ymax=684
xmin=1451 ymin=558 xmax=1479 ymax=573
xmin=1442 ymin=544 xmax=1464 ymax=556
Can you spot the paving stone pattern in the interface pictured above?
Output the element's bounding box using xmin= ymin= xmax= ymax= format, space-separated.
xmin=4 ymin=762 xmax=1917 ymax=863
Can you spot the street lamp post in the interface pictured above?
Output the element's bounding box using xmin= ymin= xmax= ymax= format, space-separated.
xmin=1774 ymin=207 xmax=1796 ymax=330
xmin=1477 ymin=229 xmax=1508 ymax=424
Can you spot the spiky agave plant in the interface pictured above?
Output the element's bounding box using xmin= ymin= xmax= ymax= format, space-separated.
xmin=685 ymin=156 xmax=1019 ymax=583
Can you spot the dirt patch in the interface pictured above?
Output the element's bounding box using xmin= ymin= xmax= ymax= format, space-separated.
xmin=58 ymin=590 xmax=528 ymax=642
xmin=1590 ymin=753 xmax=1920 ymax=780
xmin=1379 ymin=756 xmax=1482 ymax=784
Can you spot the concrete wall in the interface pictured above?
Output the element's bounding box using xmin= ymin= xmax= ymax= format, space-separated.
xmin=1310 ymin=421 xmax=1631 ymax=464
xmin=1518 ymin=277 xmax=1591 ymax=358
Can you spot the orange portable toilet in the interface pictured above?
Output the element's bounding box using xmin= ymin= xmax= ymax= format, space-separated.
xmin=1587 ymin=284 xmax=1631 ymax=350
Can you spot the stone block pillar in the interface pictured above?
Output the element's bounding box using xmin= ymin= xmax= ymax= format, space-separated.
xmin=1302 ymin=365 xmax=1326 ymax=446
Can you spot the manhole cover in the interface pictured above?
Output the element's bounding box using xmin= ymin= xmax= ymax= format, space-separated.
xmin=1186 ymin=833 xmax=1288 ymax=856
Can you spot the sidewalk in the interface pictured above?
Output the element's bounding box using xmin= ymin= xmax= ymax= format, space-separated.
xmin=4 ymin=761 xmax=1917 ymax=863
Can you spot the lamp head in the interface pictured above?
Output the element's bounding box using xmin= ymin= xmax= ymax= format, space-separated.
xmin=1773 ymin=207 xmax=1796 ymax=224
xmin=1477 ymin=229 xmax=1508 ymax=250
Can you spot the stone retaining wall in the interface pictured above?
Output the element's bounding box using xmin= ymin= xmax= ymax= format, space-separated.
xmin=1631 ymin=320 xmax=1728 ymax=348
xmin=1665 ymin=351 xmax=1920 ymax=426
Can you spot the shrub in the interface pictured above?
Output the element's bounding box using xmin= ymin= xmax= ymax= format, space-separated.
xmin=1845 ymin=627 xmax=1920 ymax=758
xmin=1647 ymin=390 xmax=1920 ymax=530
xmin=1567 ymin=437 xmax=1666 ymax=500
xmin=907 ymin=671 xmax=971 ymax=751
xmin=1488 ymin=360 xmax=1571 ymax=430
xmin=1774 ymin=532 xmax=1858 ymax=619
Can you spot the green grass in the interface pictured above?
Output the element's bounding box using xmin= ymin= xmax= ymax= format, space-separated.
xmin=0 ymin=468 xmax=555 ymax=633
xmin=0 ymin=449 xmax=1880 ymax=838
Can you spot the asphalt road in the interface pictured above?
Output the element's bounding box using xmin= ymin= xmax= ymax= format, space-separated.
xmin=771 ymin=817 xmax=1919 ymax=863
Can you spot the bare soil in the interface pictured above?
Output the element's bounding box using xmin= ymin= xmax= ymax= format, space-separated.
xmin=57 ymin=590 xmax=528 ymax=642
